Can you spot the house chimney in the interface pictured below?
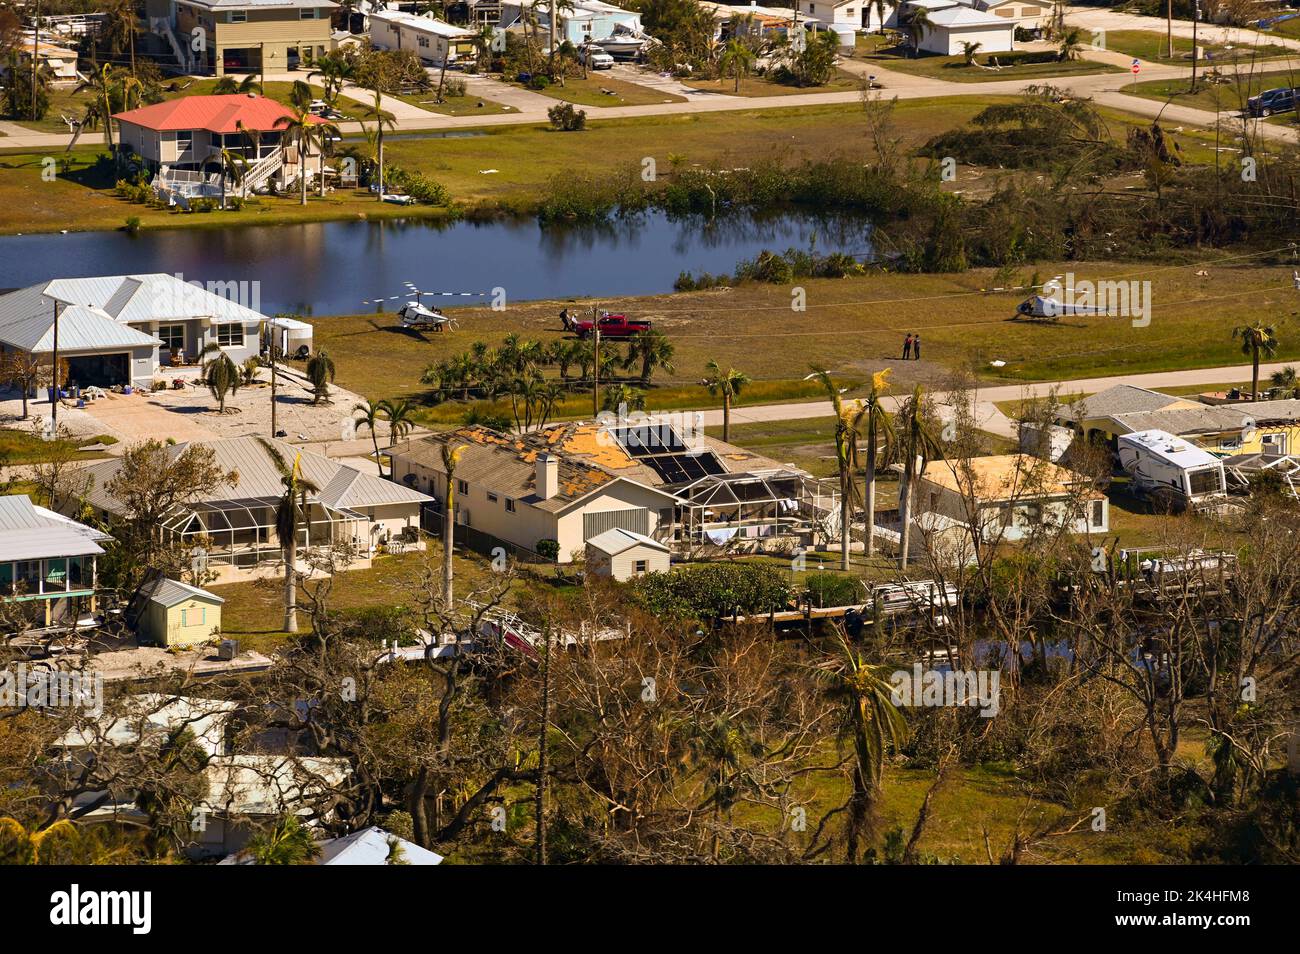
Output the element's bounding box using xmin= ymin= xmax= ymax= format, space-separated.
xmin=536 ymin=453 xmax=558 ymax=500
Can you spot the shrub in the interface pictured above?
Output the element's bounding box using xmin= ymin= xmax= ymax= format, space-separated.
xmin=631 ymin=563 xmax=791 ymax=621
xmin=442 ymin=77 xmax=467 ymax=98
xmin=527 ymin=74 xmax=552 ymax=90
xmin=805 ymin=572 xmax=865 ymax=608
xmin=547 ymin=102 xmax=587 ymax=132
xmin=535 ymin=539 xmax=560 ymax=561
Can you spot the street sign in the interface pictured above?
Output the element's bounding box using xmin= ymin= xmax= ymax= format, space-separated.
xmin=1131 ymin=59 xmax=1141 ymax=74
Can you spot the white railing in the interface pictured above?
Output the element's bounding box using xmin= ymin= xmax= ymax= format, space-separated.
xmin=239 ymin=149 xmax=285 ymax=196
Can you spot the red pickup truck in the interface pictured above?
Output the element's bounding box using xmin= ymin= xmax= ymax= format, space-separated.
xmin=571 ymin=312 xmax=651 ymax=340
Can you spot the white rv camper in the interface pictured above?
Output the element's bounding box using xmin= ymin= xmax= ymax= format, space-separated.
xmin=1118 ymin=429 xmax=1226 ymax=509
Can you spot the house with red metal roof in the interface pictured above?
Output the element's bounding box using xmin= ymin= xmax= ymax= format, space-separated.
xmin=114 ymin=93 xmax=325 ymax=202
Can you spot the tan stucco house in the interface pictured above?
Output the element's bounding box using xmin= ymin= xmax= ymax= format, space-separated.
xmin=169 ymin=0 xmax=338 ymax=75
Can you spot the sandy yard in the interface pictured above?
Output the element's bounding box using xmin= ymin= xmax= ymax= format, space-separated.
xmin=1 ymin=362 xmax=415 ymax=454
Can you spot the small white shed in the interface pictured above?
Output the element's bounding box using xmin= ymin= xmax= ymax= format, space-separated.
xmin=585 ymin=528 xmax=670 ymax=581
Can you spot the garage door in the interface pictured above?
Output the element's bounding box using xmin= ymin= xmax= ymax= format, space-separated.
xmin=66 ymin=353 xmax=130 ymax=388
xmin=583 ymin=509 xmax=649 ymax=538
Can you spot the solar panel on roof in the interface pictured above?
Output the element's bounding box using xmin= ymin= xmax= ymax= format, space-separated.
xmin=611 ymin=425 xmax=688 ymax=456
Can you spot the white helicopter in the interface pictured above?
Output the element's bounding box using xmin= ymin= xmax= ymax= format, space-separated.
xmin=1015 ymin=274 xmax=1117 ymax=321
xmin=364 ymin=283 xmax=467 ymax=332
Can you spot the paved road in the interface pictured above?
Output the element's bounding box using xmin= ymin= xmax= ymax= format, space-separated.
xmin=701 ymin=360 xmax=1295 ymax=434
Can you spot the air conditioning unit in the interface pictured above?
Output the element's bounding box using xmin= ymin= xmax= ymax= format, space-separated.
xmin=218 ymin=639 xmax=239 ymax=661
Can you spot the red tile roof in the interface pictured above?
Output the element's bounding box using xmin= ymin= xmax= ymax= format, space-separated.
xmin=112 ymin=94 xmax=321 ymax=134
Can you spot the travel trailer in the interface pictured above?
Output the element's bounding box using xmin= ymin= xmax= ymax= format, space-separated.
xmin=1117 ymin=429 xmax=1227 ymax=510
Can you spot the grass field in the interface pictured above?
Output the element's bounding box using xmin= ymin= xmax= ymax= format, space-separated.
xmin=520 ymin=74 xmax=686 ymax=107
xmin=390 ymin=90 xmax=516 ymax=116
xmin=1101 ymin=29 xmax=1295 ymax=66
xmin=0 ymin=96 xmax=1010 ymax=234
xmin=850 ymin=43 xmax=1119 ymax=83
xmin=0 ymin=425 xmax=115 ymax=465
xmin=682 ymin=70 xmax=865 ymax=97
xmin=314 ymin=262 xmax=1299 ymax=416
xmin=1124 ymin=66 xmax=1300 ymax=114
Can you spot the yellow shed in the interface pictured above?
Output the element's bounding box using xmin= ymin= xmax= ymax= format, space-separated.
xmin=137 ymin=578 xmax=225 ymax=648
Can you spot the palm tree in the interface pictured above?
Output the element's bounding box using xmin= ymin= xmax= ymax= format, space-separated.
xmin=200 ymin=344 xmax=242 ymax=413
xmin=381 ymin=398 xmax=416 ymax=444
xmin=353 ymin=398 xmax=387 ymax=476
xmin=1233 ymin=323 xmax=1279 ymax=402
xmin=602 ymin=382 xmax=647 ymax=412
xmin=213 ymin=74 xmax=260 ymax=95
xmin=815 ymin=633 xmax=909 ymax=863
xmin=719 ymin=38 xmax=757 ymax=92
xmin=244 ymin=815 xmax=320 ymax=865
xmin=208 ymin=148 xmax=247 ymax=210
xmin=702 ymin=361 xmax=750 ymax=443
xmin=274 ymin=105 xmax=332 ymax=205
xmin=363 ymin=85 xmax=395 ymax=201
xmin=440 ymin=441 xmax=468 ymax=607
xmin=895 ymin=385 xmax=943 ymax=568
xmin=808 ymin=366 xmax=860 ymax=572
xmin=872 ymin=0 xmax=888 ymax=35
xmin=959 ymin=40 xmax=982 ymax=66
xmin=1269 ymin=365 xmax=1299 ymax=398
xmin=103 ymin=0 xmax=138 ymax=76
xmin=74 ymin=63 xmax=118 ymax=150
xmin=850 ymin=369 xmax=894 ymax=559
xmin=903 ymin=6 xmax=934 ymax=56
xmin=257 ymin=438 xmax=321 ymax=634
xmin=305 ymin=349 xmax=336 ymax=404
xmin=623 ymin=329 xmax=675 ymax=386
xmin=1057 ymin=26 xmax=1084 ymax=61
xmin=308 ymin=52 xmax=355 ymax=106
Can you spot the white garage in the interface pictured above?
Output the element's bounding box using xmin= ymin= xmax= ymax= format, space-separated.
xmin=918 ymin=6 xmax=1015 ymax=55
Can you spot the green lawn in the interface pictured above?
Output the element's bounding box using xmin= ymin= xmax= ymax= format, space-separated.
xmin=1100 ymin=29 xmax=1294 ymax=66
xmin=1123 ymin=66 xmax=1300 ymax=114
xmin=0 ymin=96 xmax=1008 ymax=234
xmin=682 ymin=70 xmax=865 ymax=97
xmin=520 ymin=74 xmax=686 ymax=107
xmin=0 ymin=424 xmax=116 ymax=465
xmin=852 ymin=45 xmax=1120 ymax=83
xmin=390 ymin=90 xmax=517 ymax=116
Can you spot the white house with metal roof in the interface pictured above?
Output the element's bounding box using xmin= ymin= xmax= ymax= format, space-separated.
xmin=0 ymin=274 xmax=294 ymax=388
xmin=887 ymin=0 xmax=1014 ymax=54
xmin=0 ymin=494 xmax=111 ymax=629
xmin=77 ymin=437 xmax=433 ymax=582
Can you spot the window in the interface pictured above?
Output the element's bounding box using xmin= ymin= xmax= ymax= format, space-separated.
xmin=505 ymin=498 xmax=516 ymax=513
xmin=228 ymin=9 xmax=246 ymax=22
xmin=176 ymin=131 xmax=193 ymax=154
xmin=418 ymin=36 xmax=429 ymax=48
xmin=0 ymin=562 xmax=11 ymax=593
xmin=487 ymin=492 xmax=498 ymax=503
xmin=300 ymin=7 xmax=317 ymax=17
xmin=457 ymin=479 xmax=469 ymax=495
xmin=159 ymin=324 xmax=184 ymax=354
xmin=216 ymin=324 xmax=244 ymax=348
xmin=1091 ymin=500 xmax=1105 ymax=528
xmin=634 ymin=559 xmax=649 ymax=574
xmin=181 ymin=607 xmax=207 ymax=627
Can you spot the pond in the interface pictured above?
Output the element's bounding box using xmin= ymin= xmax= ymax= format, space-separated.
xmin=0 ymin=210 xmax=873 ymax=316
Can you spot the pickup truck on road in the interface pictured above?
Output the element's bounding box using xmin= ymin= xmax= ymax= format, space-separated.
xmin=571 ymin=312 xmax=652 ymax=339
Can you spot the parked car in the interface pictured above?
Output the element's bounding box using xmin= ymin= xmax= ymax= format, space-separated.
xmin=572 ymin=312 xmax=651 ymax=339
xmin=583 ymin=47 xmax=615 ymax=69
xmin=1246 ymin=87 xmax=1298 ymax=117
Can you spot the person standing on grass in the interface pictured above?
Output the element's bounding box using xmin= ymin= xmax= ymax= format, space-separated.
xmin=913 ymin=334 xmax=922 ymax=360
xmin=903 ymin=333 xmax=913 ymax=360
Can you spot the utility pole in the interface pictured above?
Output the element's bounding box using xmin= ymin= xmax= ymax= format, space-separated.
xmin=1166 ymin=0 xmax=1173 ymax=60
xmin=50 ymin=298 xmax=61 ymax=431
xmin=269 ymin=314 xmax=279 ymax=437
xmin=1190 ymin=0 xmax=1199 ymax=92
xmin=31 ymin=0 xmax=41 ymax=122
xmin=591 ymin=319 xmax=600 ymax=418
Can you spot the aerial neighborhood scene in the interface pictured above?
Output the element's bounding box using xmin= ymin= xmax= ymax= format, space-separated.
xmin=0 ymin=0 xmax=1296 ymax=899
